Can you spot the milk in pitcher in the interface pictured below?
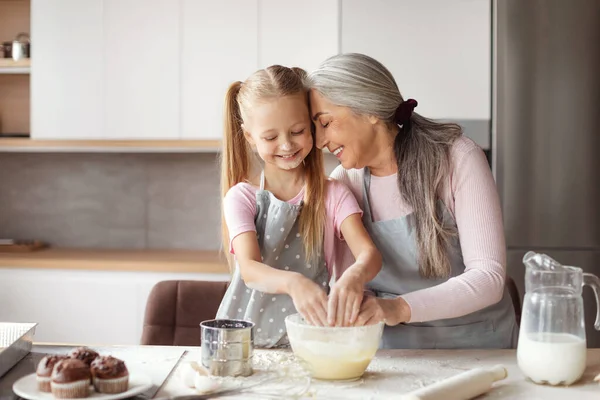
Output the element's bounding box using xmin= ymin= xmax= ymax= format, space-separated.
xmin=517 ymin=332 xmax=587 ymax=385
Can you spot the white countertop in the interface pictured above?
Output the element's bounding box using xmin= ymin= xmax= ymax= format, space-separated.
xmin=157 ymin=348 xmax=600 ymax=399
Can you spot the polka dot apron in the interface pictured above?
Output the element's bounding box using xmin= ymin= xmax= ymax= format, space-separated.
xmin=217 ymin=172 xmax=329 ymax=348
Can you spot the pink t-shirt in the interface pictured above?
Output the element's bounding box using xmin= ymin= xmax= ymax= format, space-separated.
xmin=223 ymin=179 xmax=362 ymax=276
xmin=331 ymin=136 xmax=507 ymax=323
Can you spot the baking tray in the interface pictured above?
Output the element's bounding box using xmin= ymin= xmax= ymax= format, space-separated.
xmin=0 ymin=322 xmax=37 ymax=378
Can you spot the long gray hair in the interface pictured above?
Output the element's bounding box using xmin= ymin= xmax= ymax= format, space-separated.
xmin=307 ymin=53 xmax=462 ymax=279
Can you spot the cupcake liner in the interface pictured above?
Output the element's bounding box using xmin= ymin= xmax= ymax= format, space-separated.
xmin=36 ymin=375 xmax=51 ymax=392
xmin=51 ymin=379 xmax=89 ymax=399
xmin=92 ymin=375 xmax=129 ymax=394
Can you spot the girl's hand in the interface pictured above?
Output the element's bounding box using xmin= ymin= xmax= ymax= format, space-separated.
xmin=327 ymin=271 xmax=364 ymax=326
xmin=288 ymin=275 xmax=329 ymax=326
xmin=332 ymin=212 xmax=382 ymax=326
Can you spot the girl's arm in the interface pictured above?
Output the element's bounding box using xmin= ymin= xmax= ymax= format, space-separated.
xmin=232 ymin=232 xmax=329 ymax=326
xmin=339 ymin=214 xmax=382 ymax=284
xmin=224 ymin=184 xmax=329 ymax=326
xmin=328 ymin=214 xmax=382 ymax=327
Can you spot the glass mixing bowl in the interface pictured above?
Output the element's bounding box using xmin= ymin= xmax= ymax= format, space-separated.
xmin=285 ymin=313 xmax=384 ymax=381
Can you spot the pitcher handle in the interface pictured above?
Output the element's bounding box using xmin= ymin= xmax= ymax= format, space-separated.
xmin=583 ymin=273 xmax=600 ymax=330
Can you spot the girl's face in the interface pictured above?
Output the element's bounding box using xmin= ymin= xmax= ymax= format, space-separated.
xmin=309 ymin=89 xmax=376 ymax=170
xmin=244 ymin=94 xmax=313 ymax=171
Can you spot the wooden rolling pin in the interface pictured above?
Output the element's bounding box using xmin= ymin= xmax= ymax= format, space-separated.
xmin=400 ymin=365 xmax=508 ymax=400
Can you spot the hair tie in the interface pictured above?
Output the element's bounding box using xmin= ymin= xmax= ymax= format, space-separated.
xmin=395 ymin=98 xmax=418 ymax=124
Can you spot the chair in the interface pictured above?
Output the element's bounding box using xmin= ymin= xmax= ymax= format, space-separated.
xmin=506 ymin=276 xmax=522 ymax=326
xmin=141 ymin=280 xmax=228 ymax=346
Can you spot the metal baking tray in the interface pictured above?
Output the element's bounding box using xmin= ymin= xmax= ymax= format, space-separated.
xmin=0 ymin=322 xmax=37 ymax=378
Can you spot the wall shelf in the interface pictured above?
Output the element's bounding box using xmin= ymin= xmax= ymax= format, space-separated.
xmin=0 ymin=138 xmax=222 ymax=152
xmin=0 ymin=58 xmax=30 ymax=74
xmin=0 ymin=247 xmax=229 ymax=274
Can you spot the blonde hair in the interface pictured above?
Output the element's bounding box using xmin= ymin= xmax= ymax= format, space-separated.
xmin=308 ymin=53 xmax=461 ymax=279
xmin=220 ymin=65 xmax=326 ymax=269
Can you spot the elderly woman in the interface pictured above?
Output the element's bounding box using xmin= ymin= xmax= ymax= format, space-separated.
xmin=307 ymin=53 xmax=517 ymax=349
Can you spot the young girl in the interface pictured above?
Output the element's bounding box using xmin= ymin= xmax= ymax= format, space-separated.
xmin=217 ymin=65 xmax=382 ymax=348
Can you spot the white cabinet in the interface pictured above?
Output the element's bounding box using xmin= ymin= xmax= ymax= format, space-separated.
xmin=104 ymin=0 xmax=180 ymax=139
xmin=0 ymin=268 xmax=229 ymax=345
xmin=258 ymin=0 xmax=339 ymax=72
xmin=30 ymin=0 xmax=342 ymax=141
xmin=181 ymin=0 xmax=258 ymax=140
xmin=31 ymin=0 xmax=104 ymax=139
xmin=31 ymin=0 xmax=180 ymax=140
xmin=341 ymin=0 xmax=491 ymax=121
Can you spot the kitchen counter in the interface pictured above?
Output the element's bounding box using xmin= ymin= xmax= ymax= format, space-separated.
xmin=0 ymin=247 xmax=229 ymax=273
xmin=3 ymin=345 xmax=599 ymax=399
xmin=159 ymin=348 xmax=600 ymax=399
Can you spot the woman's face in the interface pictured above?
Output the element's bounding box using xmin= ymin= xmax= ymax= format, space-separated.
xmin=309 ymin=89 xmax=375 ymax=170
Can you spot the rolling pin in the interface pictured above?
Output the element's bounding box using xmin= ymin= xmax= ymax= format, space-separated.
xmin=400 ymin=365 xmax=507 ymax=400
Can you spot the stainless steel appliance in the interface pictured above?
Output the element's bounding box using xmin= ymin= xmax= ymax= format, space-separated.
xmin=494 ymin=0 xmax=600 ymax=346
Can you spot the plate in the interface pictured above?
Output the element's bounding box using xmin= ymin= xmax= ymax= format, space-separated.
xmin=13 ymin=373 xmax=153 ymax=400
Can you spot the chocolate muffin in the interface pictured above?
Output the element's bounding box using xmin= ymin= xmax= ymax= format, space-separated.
xmin=36 ymin=355 xmax=68 ymax=392
xmin=50 ymin=358 xmax=91 ymax=399
xmin=90 ymin=356 xmax=129 ymax=394
xmin=68 ymin=347 xmax=99 ymax=366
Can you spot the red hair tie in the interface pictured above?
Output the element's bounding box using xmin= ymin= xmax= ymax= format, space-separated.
xmin=395 ymin=99 xmax=418 ymax=124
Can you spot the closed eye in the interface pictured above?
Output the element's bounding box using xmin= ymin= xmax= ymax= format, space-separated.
xmin=291 ymin=128 xmax=305 ymax=135
xmin=320 ymin=122 xmax=330 ymax=128
xmin=264 ymin=136 xmax=276 ymax=141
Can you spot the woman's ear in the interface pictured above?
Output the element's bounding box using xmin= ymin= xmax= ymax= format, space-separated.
xmin=367 ymin=115 xmax=379 ymax=125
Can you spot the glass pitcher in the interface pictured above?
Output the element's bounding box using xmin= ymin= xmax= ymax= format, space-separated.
xmin=517 ymin=251 xmax=600 ymax=385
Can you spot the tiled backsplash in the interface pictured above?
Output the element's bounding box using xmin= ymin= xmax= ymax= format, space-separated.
xmin=0 ymin=152 xmax=340 ymax=250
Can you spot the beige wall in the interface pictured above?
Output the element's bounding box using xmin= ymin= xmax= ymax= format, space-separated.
xmin=0 ymin=152 xmax=340 ymax=250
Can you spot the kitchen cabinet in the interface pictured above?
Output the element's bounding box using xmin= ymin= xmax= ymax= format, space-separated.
xmin=258 ymin=0 xmax=339 ymax=72
xmin=103 ymin=0 xmax=180 ymax=140
xmin=31 ymin=0 xmax=104 ymax=139
xmin=181 ymin=0 xmax=258 ymax=140
xmin=341 ymin=0 xmax=491 ymax=121
xmin=31 ymin=0 xmax=179 ymax=140
xmin=29 ymin=0 xmax=342 ymax=142
xmin=0 ymin=268 xmax=228 ymax=345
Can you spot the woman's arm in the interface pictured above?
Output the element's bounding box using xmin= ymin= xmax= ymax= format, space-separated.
xmin=385 ymin=142 xmax=507 ymax=324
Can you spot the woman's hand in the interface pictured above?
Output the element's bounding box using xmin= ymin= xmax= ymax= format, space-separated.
xmin=354 ymin=295 xmax=385 ymax=326
xmin=377 ymin=297 xmax=411 ymax=326
xmin=354 ymin=295 xmax=411 ymax=326
xmin=288 ymin=275 xmax=329 ymax=326
xmin=327 ymin=271 xmax=364 ymax=327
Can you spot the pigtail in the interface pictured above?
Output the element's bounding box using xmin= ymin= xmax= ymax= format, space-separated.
xmin=299 ymin=137 xmax=326 ymax=264
xmin=220 ymin=81 xmax=251 ymax=268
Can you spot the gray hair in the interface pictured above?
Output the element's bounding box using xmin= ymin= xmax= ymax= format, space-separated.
xmin=308 ymin=53 xmax=464 ymax=280
xmin=307 ymin=53 xmax=403 ymax=122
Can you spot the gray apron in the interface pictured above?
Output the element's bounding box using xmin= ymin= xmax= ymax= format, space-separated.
xmin=217 ymin=173 xmax=329 ymax=348
xmin=361 ymin=168 xmax=518 ymax=349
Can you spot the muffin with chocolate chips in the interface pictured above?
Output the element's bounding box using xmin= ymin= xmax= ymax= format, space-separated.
xmin=68 ymin=347 xmax=99 ymax=367
xmin=36 ymin=355 xmax=69 ymax=392
xmin=50 ymin=358 xmax=91 ymax=398
xmin=90 ymin=356 xmax=129 ymax=394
